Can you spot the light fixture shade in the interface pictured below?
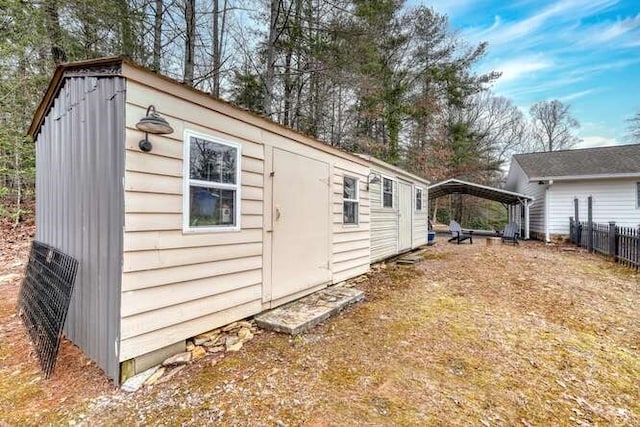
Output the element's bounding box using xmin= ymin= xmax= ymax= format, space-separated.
xmin=136 ymin=105 xmax=174 ymax=135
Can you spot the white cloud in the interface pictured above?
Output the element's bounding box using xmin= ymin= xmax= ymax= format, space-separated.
xmin=492 ymin=55 xmax=553 ymax=84
xmin=585 ymin=13 xmax=640 ymax=44
xmin=576 ymin=135 xmax=620 ymax=149
xmin=559 ymin=88 xmax=600 ymax=102
xmin=463 ymin=0 xmax=621 ymax=50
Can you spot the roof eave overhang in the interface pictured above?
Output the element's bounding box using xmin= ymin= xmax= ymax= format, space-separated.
xmin=530 ymin=172 xmax=640 ymax=182
xmin=428 ymin=178 xmax=534 ymax=205
xmin=28 ymin=56 xmax=125 ymax=137
xmin=358 ymin=155 xmax=431 ymax=186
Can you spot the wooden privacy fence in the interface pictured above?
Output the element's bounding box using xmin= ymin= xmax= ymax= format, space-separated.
xmin=569 ymin=196 xmax=640 ymax=270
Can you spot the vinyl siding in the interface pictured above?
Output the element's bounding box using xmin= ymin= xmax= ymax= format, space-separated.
xmin=120 ymin=71 xmax=372 ymax=361
xmin=120 ymin=80 xmax=264 ymax=361
xmin=370 ymin=175 xmax=399 ymax=262
xmin=370 ymin=167 xmax=429 ymax=263
xmin=413 ymin=187 xmax=429 ymax=248
xmin=259 ymin=132 xmax=371 ymax=291
xmin=35 ymin=76 xmax=124 ymax=381
xmin=548 ymin=179 xmax=640 ymax=235
xmin=507 ymin=160 xmax=546 ymax=236
xmin=331 ymin=163 xmax=371 ymax=282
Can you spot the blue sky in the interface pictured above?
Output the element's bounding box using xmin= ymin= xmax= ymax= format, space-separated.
xmin=412 ymin=0 xmax=640 ymax=148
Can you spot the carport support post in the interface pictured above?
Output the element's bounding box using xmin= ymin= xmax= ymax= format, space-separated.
xmin=587 ymin=196 xmax=593 ymax=253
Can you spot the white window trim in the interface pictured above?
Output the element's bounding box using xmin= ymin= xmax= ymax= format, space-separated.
xmin=381 ymin=175 xmax=394 ymax=209
xmin=343 ymin=175 xmax=359 ymax=225
xmin=182 ymin=129 xmax=242 ymax=233
xmin=415 ymin=186 xmax=424 ymax=211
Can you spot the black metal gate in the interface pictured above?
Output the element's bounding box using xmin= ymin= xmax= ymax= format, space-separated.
xmin=18 ymin=241 xmax=79 ymax=378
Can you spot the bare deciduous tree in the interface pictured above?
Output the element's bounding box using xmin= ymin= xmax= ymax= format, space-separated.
xmin=529 ymin=100 xmax=580 ymax=152
xmin=626 ymin=112 xmax=640 ymax=143
xmin=183 ymin=0 xmax=196 ymax=86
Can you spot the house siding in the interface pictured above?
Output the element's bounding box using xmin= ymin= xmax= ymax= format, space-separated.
xmin=35 ymin=75 xmax=124 ymax=381
xmin=507 ymin=160 xmax=546 ymax=236
xmin=548 ymin=179 xmax=640 ymax=235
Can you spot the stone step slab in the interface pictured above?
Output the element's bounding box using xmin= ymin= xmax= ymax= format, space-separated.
xmin=254 ymin=286 xmax=364 ymax=335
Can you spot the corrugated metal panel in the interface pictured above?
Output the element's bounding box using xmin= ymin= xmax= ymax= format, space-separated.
xmin=35 ymin=76 xmax=124 ymax=382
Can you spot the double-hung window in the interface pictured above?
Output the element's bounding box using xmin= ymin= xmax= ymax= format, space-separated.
xmin=382 ymin=177 xmax=393 ymax=208
xmin=183 ymin=130 xmax=241 ymax=231
xmin=416 ymin=187 xmax=423 ymax=211
xmin=343 ymin=176 xmax=359 ymax=224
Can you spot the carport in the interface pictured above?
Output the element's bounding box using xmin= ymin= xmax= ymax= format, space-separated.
xmin=428 ymin=179 xmax=534 ymax=239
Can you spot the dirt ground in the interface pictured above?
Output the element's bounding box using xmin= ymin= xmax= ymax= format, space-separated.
xmin=1 ymin=226 xmax=639 ymax=426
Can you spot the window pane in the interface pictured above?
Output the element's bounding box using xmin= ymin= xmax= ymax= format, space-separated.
xmin=190 ymin=136 xmax=237 ymax=184
xmin=344 ymin=201 xmax=358 ymax=224
xmin=344 ymin=177 xmax=357 ymax=200
xmin=383 ymin=193 xmax=393 ymax=208
xmin=383 ymin=178 xmax=393 ymax=193
xmin=416 ymin=189 xmax=422 ymax=210
xmin=189 ymin=186 xmax=236 ymax=227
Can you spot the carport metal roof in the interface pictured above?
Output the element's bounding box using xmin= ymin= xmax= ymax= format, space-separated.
xmin=428 ymin=179 xmax=534 ymax=205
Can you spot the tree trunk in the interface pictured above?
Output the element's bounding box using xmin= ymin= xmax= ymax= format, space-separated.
xmin=117 ymin=0 xmax=135 ymax=58
xmin=184 ymin=0 xmax=196 ymax=86
xmin=152 ymin=0 xmax=163 ymax=71
xmin=263 ymin=0 xmax=280 ymax=116
xmin=211 ymin=0 xmax=220 ymax=97
xmin=43 ymin=0 xmax=66 ymax=63
xmin=283 ymin=0 xmax=302 ymax=127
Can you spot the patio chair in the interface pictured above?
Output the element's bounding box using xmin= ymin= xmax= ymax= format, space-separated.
xmin=448 ymin=220 xmax=473 ymax=244
xmin=498 ymin=221 xmax=519 ymax=245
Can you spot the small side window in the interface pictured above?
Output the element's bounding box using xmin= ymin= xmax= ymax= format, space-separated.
xmin=343 ymin=176 xmax=359 ymax=224
xmin=383 ymin=177 xmax=393 ymax=208
xmin=416 ymin=188 xmax=423 ymax=211
xmin=637 ymin=182 xmax=640 ymax=208
xmin=183 ymin=131 xmax=241 ymax=231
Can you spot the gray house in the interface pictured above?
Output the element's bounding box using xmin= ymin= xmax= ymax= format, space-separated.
xmin=506 ymin=144 xmax=640 ymax=241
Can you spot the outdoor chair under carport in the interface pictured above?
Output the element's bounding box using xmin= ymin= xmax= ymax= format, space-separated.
xmin=448 ymin=220 xmax=473 ymax=244
xmin=498 ymin=221 xmax=519 ymax=245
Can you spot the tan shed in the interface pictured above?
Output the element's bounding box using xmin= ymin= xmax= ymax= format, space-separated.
xmin=362 ymin=156 xmax=430 ymax=263
xmin=28 ymin=57 xmax=426 ymax=383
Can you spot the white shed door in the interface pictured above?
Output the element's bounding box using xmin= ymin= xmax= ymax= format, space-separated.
xmin=271 ymin=148 xmax=331 ymax=301
xmin=398 ymin=181 xmax=412 ymax=251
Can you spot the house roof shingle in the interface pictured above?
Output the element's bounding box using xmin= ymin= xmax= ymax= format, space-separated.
xmin=513 ymin=144 xmax=640 ymax=180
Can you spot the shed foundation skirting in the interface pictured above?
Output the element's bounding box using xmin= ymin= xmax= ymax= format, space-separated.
xmin=120 ymin=341 xmax=185 ymax=382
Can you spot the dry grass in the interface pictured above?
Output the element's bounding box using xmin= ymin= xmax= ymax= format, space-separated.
xmin=1 ymin=234 xmax=639 ymax=425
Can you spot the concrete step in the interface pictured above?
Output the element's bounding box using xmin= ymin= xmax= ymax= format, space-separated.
xmin=254 ymin=286 xmax=364 ymax=335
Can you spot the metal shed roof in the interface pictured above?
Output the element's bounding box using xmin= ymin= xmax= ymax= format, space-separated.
xmin=428 ymin=179 xmax=534 ymax=205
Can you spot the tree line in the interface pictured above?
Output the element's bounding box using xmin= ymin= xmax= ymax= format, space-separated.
xmin=1 ymin=0 xmax=597 ymax=225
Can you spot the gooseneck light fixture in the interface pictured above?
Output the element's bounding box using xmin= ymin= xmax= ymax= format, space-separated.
xmin=367 ymin=172 xmax=381 ymax=190
xmin=135 ymin=105 xmax=174 ymax=152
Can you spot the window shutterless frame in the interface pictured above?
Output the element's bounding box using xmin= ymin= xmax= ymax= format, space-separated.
xmin=343 ymin=176 xmax=359 ymax=225
xmin=415 ymin=186 xmax=423 ymax=211
xmin=381 ymin=175 xmax=394 ymax=208
xmin=182 ymin=129 xmax=242 ymax=232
